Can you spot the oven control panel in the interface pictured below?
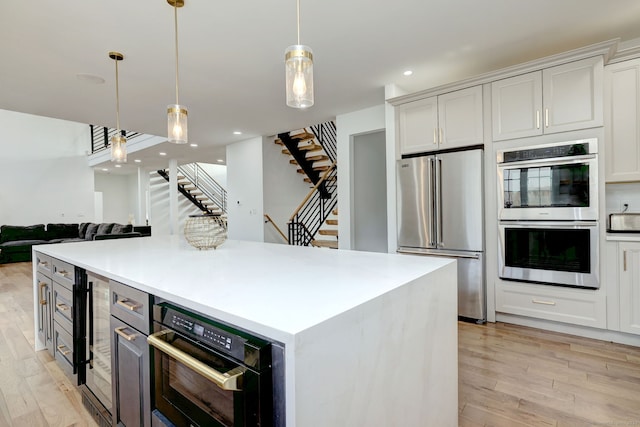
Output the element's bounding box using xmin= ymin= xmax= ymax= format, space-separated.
xmin=166 ymin=309 xmax=247 ymax=361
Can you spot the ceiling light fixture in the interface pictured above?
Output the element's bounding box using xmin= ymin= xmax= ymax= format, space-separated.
xmin=109 ymin=51 xmax=127 ymax=163
xmin=403 ymin=70 xmax=413 ymax=76
xmin=167 ymin=0 xmax=188 ymax=144
xmin=285 ymin=0 xmax=313 ymax=109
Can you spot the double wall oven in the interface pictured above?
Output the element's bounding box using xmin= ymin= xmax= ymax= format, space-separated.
xmin=497 ymin=138 xmax=600 ymax=288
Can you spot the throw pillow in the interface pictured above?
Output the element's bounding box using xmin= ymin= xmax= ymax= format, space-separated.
xmin=84 ymin=223 xmax=99 ymax=241
xmin=111 ymin=223 xmax=133 ymax=234
xmin=96 ymin=223 xmax=115 ymax=236
xmin=78 ymin=222 xmax=90 ymax=239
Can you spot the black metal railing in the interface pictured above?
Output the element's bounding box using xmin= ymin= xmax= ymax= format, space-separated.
xmin=288 ymin=163 xmax=337 ymax=246
xmin=178 ymin=163 xmax=228 ymax=214
xmin=90 ymin=124 xmax=141 ymax=154
xmin=310 ymin=120 xmax=337 ymax=163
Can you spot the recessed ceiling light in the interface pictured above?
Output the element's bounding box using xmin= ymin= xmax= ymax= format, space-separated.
xmin=217 ymin=159 xmax=224 ymax=163
xmin=76 ymin=73 xmax=106 ymax=84
xmin=190 ymin=143 xmax=198 ymax=147
xmin=115 ymin=164 xmax=122 ymax=168
xmin=233 ymin=131 xmax=242 ymax=135
xmin=159 ymin=152 xmax=167 ymax=156
xmin=403 ymin=70 xmax=413 ymax=76
xmin=134 ymin=159 xmax=141 ymax=163
xmin=102 ymin=168 xmax=109 ymax=172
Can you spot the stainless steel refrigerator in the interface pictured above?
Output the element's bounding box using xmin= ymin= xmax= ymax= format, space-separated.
xmin=397 ymin=148 xmax=486 ymax=322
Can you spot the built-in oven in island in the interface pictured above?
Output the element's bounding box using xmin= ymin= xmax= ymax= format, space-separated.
xmin=148 ymin=301 xmax=285 ymax=427
xmin=496 ymin=138 xmax=600 ymax=289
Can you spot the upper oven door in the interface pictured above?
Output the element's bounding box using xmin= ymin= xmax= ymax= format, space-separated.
xmin=497 ymin=155 xmax=598 ymax=221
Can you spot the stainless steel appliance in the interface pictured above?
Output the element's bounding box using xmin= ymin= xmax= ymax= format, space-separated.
xmin=397 ymin=147 xmax=485 ymax=322
xmin=498 ymin=221 xmax=599 ymax=288
xmin=149 ymin=301 xmax=285 ymax=427
xmin=496 ymin=138 xmax=600 ymax=288
xmin=497 ymin=138 xmax=598 ymax=221
xmin=609 ymin=213 xmax=640 ymax=232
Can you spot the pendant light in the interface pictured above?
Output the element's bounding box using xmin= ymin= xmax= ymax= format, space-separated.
xmin=167 ymin=0 xmax=188 ymax=144
xmin=109 ymin=51 xmax=127 ymax=163
xmin=285 ymin=0 xmax=314 ymax=109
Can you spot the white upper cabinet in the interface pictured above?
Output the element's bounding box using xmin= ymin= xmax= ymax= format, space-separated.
xmin=604 ymin=58 xmax=640 ymax=183
xmin=491 ymin=56 xmax=604 ymax=141
xmin=398 ymin=85 xmax=483 ymax=155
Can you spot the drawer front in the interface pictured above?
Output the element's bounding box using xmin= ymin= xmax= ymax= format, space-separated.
xmin=52 ymin=258 xmax=75 ymax=290
xmin=53 ymin=281 xmax=74 ymax=332
xmin=35 ymin=253 xmax=53 ymax=277
xmin=53 ymin=321 xmax=75 ymax=379
xmin=496 ymin=282 xmax=606 ymax=328
xmin=110 ymin=280 xmax=150 ymax=333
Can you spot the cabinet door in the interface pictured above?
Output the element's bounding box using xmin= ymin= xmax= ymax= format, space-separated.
xmin=397 ymin=96 xmax=438 ymax=154
xmin=491 ymin=72 xmax=543 ymax=141
xmin=605 ymin=59 xmax=640 ymax=183
xmin=438 ymin=85 xmax=483 ymax=149
xmin=111 ymin=316 xmax=150 ymax=427
xmin=543 ymin=56 xmax=604 ymax=134
xmin=619 ymin=242 xmax=640 ymax=335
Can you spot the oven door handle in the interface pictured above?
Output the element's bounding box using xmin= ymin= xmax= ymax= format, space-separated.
xmin=148 ymin=329 xmax=245 ymax=391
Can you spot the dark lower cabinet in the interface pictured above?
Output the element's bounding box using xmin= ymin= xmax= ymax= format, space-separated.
xmin=110 ymin=280 xmax=151 ymax=427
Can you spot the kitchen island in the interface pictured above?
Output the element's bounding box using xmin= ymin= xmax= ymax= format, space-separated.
xmin=33 ymin=235 xmax=458 ymax=426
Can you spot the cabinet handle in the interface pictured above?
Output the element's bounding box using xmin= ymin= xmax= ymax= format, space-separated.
xmin=114 ymin=326 xmax=137 ymax=341
xmin=536 ymin=110 xmax=540 ymax=129
xmin=39 ymin=282 xmax=47 ymax=305
xmin=439 ymin=128 xmax=443 ymax=144
xmin=433 ymin=128 xmax=437 ymax=145
xmin=56 ymin=303 xmax=70 ymax=311
xmin=38 ymin=261 xmax=49 ymax=268
xmin=116 ymin=298 xmax=141 ymax=311
xmin=532 ymin=299 xmax=556 ymax=306
xmin=544 ymin=108 xmax=549 ymax=128
xmin=624 ymin=250 xmax=627 ymax=272
xmin=57 ymin=344 xmax=71 ymax=356
xmin=55 ymin=269 xmax=69 ymax=278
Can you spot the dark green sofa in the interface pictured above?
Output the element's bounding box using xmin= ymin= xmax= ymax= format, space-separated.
xmin=0 ymin=223 xmax=143 ymax=264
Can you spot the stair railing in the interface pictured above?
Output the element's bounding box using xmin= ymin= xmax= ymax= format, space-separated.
xmin=178 ymin=163 xmax=228 ymax=214
xmin=288 ymin=161 xmax=338 ymax=246
xmin=264 ymin=214 xmax=288 ymax=243
xmin=90 ymin=125 xmax=141 ymax=154
xmin=310 ymin=121 xmax=337 ymax=163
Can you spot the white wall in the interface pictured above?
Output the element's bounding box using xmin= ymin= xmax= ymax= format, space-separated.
xmin=605 ymin=182 xmax=640 ymax=218
xmin=94 ymin=173 xmax=136 ymax=224
xmin=226 ymin=137 xmax=265 ymax=242
xmin=262 ymin=137 xmax=312 ymax=244
xmin=0 ymin=109 xmax=95 ymax=226
xmin=198 ymin=163 xmax=227 ymax=188
xmin=336 ymin=104 xmax=386 ymax=250
xmin=352 ymin=131 xmax=388 ymax=252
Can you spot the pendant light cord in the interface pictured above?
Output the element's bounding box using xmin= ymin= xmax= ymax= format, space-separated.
xmin=296 ymin=0 xmax=300 ymax=45
xmin=115 ymin=59 xmax=121 ymax=131
xmin=174 ymin=1 xmax=180 ymax=105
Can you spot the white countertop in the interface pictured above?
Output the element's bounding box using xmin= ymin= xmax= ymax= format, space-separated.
xmin=34 ymin=235 xmax=453 ymax=343
xmin=606 ymin=233 xmax=640 ymax=242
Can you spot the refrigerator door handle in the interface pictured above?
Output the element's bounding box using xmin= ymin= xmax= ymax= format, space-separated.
xmin=436 ymin=158 xmax=443 ymax=248
xmin=428 ymin=157 xmax=437 ymax=247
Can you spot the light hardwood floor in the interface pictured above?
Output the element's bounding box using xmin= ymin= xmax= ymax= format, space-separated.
xmin=1 ymin=262 xmax=640 ymax=426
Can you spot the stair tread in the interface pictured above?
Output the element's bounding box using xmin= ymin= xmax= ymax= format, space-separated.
xmin=332 ymin=209 xmax=338 ymax=216
xmin=298 ymin=144 xmax=322 ymax=151
xmin=313 ymin=165 xmax=331 ymax=171
xmin=306 ymin=155 xmax=329 ymax=162
xmin=326 ymin=219 xmax=338 ymax=225
xmin=282 ymin=149 xmax=290 ymax=155
xmin=289 ymin=159 xmax=298 ymax=165
xmin=312 ymin=240 xmax=338 ymax=249
xmin=318 ymin=229 xmax=338 ymax=236
xmin=296 ymin=169 xmax=306 ymax=174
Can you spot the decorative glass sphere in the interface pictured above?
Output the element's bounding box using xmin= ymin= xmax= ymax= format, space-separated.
xmin=184 ymin=214 xmax=227 ymax=250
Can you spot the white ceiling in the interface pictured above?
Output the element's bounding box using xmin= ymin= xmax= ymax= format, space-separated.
xmin=3 ymin=0 xmax=640 ymax=173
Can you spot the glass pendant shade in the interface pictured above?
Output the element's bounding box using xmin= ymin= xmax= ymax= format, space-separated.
xmin=110 ymin=134 xmax=127 ymax=163
xmin=285 ymin=45 xmax=314 ymax=109
xmin=167 ymin=104 xmax=188 ymax=144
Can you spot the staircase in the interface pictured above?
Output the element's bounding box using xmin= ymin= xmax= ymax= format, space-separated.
xmin=157 ymin=163 xmax=227 ymax=215
xmin=277 ymin=121 xmax=338 ymax=248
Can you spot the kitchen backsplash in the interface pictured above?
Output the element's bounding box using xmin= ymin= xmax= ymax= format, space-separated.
xmin=605 ymin=182 xmax=640 ymax=218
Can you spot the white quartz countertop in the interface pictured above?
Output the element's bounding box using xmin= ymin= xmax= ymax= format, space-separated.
xmin=606 ymin=233 xmax=640 ymax=242
xmin=34 ymin=235 xmax=453 ymax=343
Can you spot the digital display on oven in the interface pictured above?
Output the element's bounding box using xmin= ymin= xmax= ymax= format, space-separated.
xmin=193 ymin=323 xmax=204 ymax=336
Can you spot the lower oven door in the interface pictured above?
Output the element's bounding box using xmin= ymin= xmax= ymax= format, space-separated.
xmin=498 ymin=221 xmax=599 ymax=288
xmin=148 ymin=328 xmax=260 ymax=427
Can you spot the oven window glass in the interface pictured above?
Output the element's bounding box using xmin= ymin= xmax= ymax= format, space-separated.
xmin=157 ymin=335 xmax=239 ymax=427
xmin=503 ymin=163 xmax=589 ymax=209
xmin=504 ymin=227 xmax=590 ymax=273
